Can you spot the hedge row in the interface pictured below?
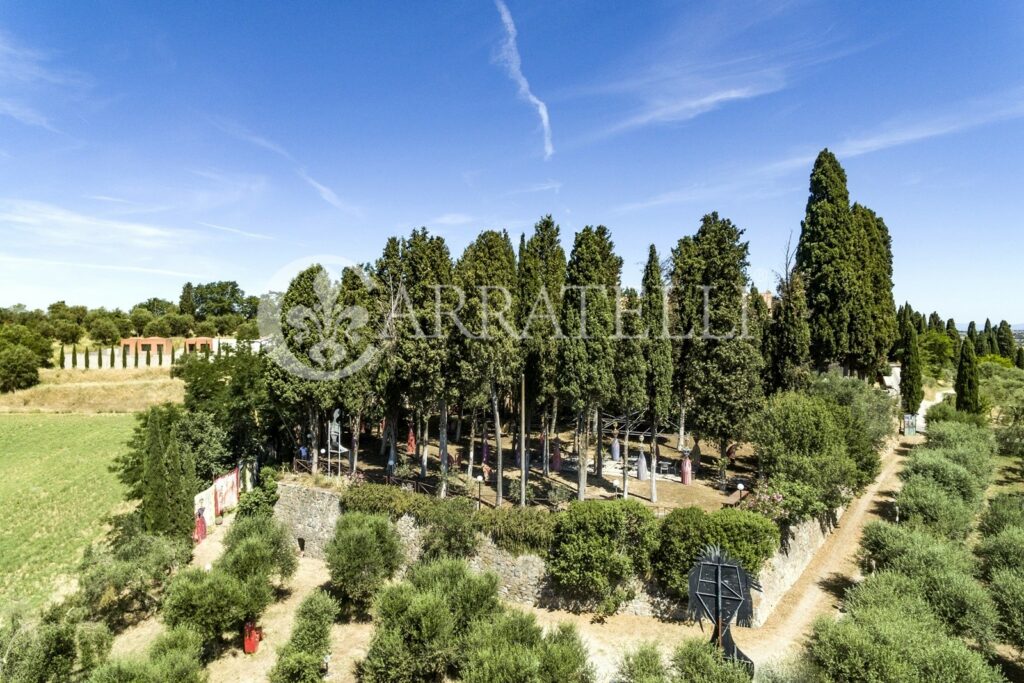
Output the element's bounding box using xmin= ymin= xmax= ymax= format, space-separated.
xmin=268 ymin=590 xmax=339 ymax=683
xmin=976 ymin=490 xmax=1024 ymax=655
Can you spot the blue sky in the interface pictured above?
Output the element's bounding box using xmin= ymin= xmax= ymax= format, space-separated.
xmin=2 ymin=1 xmax=1023 ymax=323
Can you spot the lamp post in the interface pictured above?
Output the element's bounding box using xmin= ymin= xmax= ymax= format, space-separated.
xmin=736 ymin=482 xmax=745 ymax=504
xmin=476 ymin=475 xmax=484 ymax=510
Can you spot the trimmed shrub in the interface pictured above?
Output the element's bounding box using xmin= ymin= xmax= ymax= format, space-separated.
xmin=896 ymin=475 xmax=974 ymax=540
xmin=654 ymin=507 xmax=778 ymax=599
xmin=990 ymin=569 xmax=1024 ymax=655
xmin=222 ymin=515 xmax=297 ymax=583
xmin=901 ymin=451 xmax=980 ymax=505
xmin=359 ymin=559 xmax=501 ymax=682
xmin=269 ymin=590 xmax=338 ymax=683
xmin=161 ymin=568 xmax=266 ymax=644
xmin=547 ymin=500 xmax=657 ymax=611
xmin=417 ymin=497 xmax=479 ymax=560
xmin=979 ymin=492 xmax=1024 ymax=536
xmin=669 ymin=639 xmax=751 ymax=683
xmin=475 ymin=506 xmax=556 ymax=555
xmin=326 ymin=512 xmax=403 ymax=612
xmin=617 ymin=642 xmax=669 ymax=683
xmin=340 ymin=483 xmax=416 ymax=519
xmin=859 ymin=521 xmax=974 ymax=576
xmin=976 ymin=526 xmax=1024 ymax=579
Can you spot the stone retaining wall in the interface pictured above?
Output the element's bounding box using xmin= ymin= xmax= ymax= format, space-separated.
xmin=273 ymin=481 xmax=842 ymax=626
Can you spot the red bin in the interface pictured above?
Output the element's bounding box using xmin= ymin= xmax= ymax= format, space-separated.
xmin=243 ymin=622 xmax=261 ymax=654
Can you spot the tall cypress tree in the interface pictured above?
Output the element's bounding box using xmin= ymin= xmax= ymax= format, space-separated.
xmin=764 ymin=269 xmax=810 ymax=393
xmin=456 ymin=230 xmax=520 ymax=505
xmin=84 ymin=346 xmax=90 ymax=370
xmin=559 ymin=226 xmax=617 ymax=500
xmin=955 ymin=339 xmax=982 ymax=415
xmin=518 ymin=216 xmax=567 ymax=472
xmin=669 ymin=235 xmax=702 ymax=447
xmin=72 ymin=345 xmax=77 ymax=368
xmin=1016 ymin=346 xmax=1024 ymax=370
xmin=945 ymin=318 xmax=960 ymax=360
xmin=900 ymin=325 xmax=923 ymax=415
xmin=613 ymin=288 xmax=646 ymax=494
xmin=641 ymin=245 xmax=673 ymax=502
xmin=967 ymin=321 xmax=979 ymax=355
xmin=796 ymin=149 xmax=857 ymax=372
xmin=688 ymin=213 xmax=764 ymax=457
xmin=141 ymin=409 xmax=170 ymax=534
xmin=110 ymin=346 xmax=115 ymax=368
xmin=997 ymin=320 xmax=1015 ymax=358
xmin=856 ymin=205 xmax=897 ymax=375
xmin=59 ymin=345 xmax=65 ymax=369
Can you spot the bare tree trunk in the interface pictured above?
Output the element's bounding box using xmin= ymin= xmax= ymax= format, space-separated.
xmin=594 ymin=408 xmax=604 ymax=480
xmin=576 ymin=412 xmax=586 ymax=501
xmin=623 ymin=423 xmax=630 ymax=499
xmin=350 ymin=412 xmax=361 ymax=474
xmin=418 ymin=414 xmax=428 ymax=478
xmin=310 ymin=405 xmax=319 ymax=474
xmin=542 ymin=409 xmax=550 ymax=476
xmin=492 ymin=387 xmax=504 ymax=506
xmin=467 ymin=410 xmax=477 ymax=479
xmin=678 ymin=405 xmax=685 ymax=451
xmin=519 ymin=375 xmax=527 ymax=507
xmin=455 ymin=408 xmax=463 ymax=443
xmin=651 ymin=431 xmax=659 ymax=503
xmin=439 ymin=399 xmax=449 ymax=498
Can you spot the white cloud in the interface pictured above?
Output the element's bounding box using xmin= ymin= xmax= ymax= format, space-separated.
xmin=0 ymin=32 xmax=89 ymax=131
xmin=199 ymin=221 xmax=274 ymax=241
xmin=0 ymin=98 xmax=57 ymax=131
xmin=295 ymin=168 xmax=360 ymax=215
xmin=210 ymin=116 xmax=295 ymax=162
xmin=0 ymin=199 xmax=188 ymax=250
xmin=604 ymin=84 xmax=781 ymax=137
xmin=494 ymin=0 xmax=554 ymax=160
xmin=429 ymin=213 xmax=476 ymax=226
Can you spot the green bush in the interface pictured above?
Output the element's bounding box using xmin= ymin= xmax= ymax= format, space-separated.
xmin=976 ymin=526 xmax=1024 ymax=579
xmin=858 ymin=521 xmax=974 ymax=576
xmin=617 ymin=642 xmax=668 ymax=683
xmin=547 ymin=500 xmax=657 ymax=610
xmin=269 ymin=651 xmax=323 ymax=683
xmin=475 ymin=506 xmax=556 ymax=555
xmin=901 ymin=451 xmax=980 ymax=505
xmin=326 ymin=512 xmax=403 ymax=611
xmin=460 ymin=610 xmax=544 ymax=682
xmin=236 ymin=487 xmax=276 ymax=518
xmin=537 ymin=623 xmax=594 ymax=683
xmin=149 ymin=625 xmax=205 ymax=662
xmin=222 ymin=515 xmax=297 ymax=583
xmin=0 ymin=618 xmax=77 ymax=683
xmin=0 ymin=343 xmax=41 ymax=393
xmin=417 ymin=497 xmax=479 ymax=560
xmin=653 ymin=507 xmax=778 ymax=599
xmin=76 ymin=621 xmax=114 ymax=674
xmin=926 ymin=422 xmax=995 ymax=456
xmin=925 ymin=398 xmax=989 ymax=428
xmin=161 ymin=568 xmax=263 ymax=644
xmin=990 ymin=569 xmax=1024 ymax=655
xmin=359 ymin=559 xmax=501 ymax=682
xmin=669 ymin=639 xmax=750 ymax=683
xmin=979 ymin=492 xmax=1024 ymax=536
xmin=269 ymin=590 xmax=338 ymax=683
xmin=341 ymin=483 xmax=416 ymax=519
xmin=808 ymin=372 xmax=896 ymax=487
xmin=896 ymin=475 xmax=975 ymax=540
xmin=753 ymin=392 xmax=860 ymax=520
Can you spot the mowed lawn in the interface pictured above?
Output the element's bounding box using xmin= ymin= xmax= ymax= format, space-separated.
xmin=0 ymin=413 xmax=135 ymax=609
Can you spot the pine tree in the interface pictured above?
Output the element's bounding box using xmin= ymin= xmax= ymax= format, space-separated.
xmin=796 ymin=149 xmax=857 ymax=372
xmin=997 ymin=320 xmax=1015 ymax=358
xmin=899 ymin=325 xmax=923 ymax=415
xmin=640 ymin=245 xmax=673 ymax=502
xmin=59 ymin=346 xmax=65 ymax=369
xmin=559 ymin=226 xmax=617 ymax=500
xmin=955 ymin=339 xmax=982 ymax=415
xmin=764 ymin=268 xmax=810 ymax=393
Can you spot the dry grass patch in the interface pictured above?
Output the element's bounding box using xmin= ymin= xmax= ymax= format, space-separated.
xmin=0 ymin=367 xmax=183 ymax=413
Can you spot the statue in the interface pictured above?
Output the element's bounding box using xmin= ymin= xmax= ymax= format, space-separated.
xmin=687 ymin=546 xmax=761 ymax=670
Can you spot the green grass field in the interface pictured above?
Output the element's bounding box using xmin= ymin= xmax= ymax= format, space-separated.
xmin=0 ymin=413 xmax=135 ymax=610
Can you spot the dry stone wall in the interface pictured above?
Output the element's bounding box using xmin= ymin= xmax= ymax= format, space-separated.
xmin=273 ymin=481 xmax=841 ymax=627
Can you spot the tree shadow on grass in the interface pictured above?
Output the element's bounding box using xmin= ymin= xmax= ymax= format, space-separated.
xmin=818 ymin=572 xmax=856 ymax=604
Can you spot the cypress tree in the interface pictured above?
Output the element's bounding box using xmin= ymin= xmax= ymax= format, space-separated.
xmin=967 ymin=321 xmax=979 ymax=355
xmin=96 ymin=345 xmax=102 ymax=368
xmin=141 ymin=409 xmax=170 ymax=534
xmin=110 ymin=346 xmax=115 ymax=368
xmin=997 ymin=320 xmax=1015 ymax=358
xmin=852 ymin=204 xmax=897 ymax=376
xmin=171 ymin=345 xmax=176 ymax=365
xmin=764 ymin=269 xmax=810 ymax=393
xmin=157 ymin=345 xmax=164 ymax=367
xmin=688 ymin=213 xmax=764 ymax=457
xmin=987 ymin=333 xmax=1000 ymax=357
xmin=641 ymin=245 xmax=673 ymax=502
xmin=72 ymin=345 xmax=77 ymax=368
xmin=613 ymin=287 xmax=646 ymax=493
xmin=59 ymin=345 xmax=65 ymax=369
xmin=1016 ymin=346 xmax=1024 ymax=370
xmin=133 ymin=346 xmax=139 ymax=367
xmin=927 ymin=312 xmax=943 ymax=331
xmin=900 ymin=325 xmax=923 ymax=415
xmin=796 ymin=149 xmax=857 ymax=372
xmin=84 ymin=346 xmax=90 ymax=370
xmin=145 ymin=348 xmax=151 ymax=367
xmin=558 ymin=225 xmax=617 ymax=500
xmin=945 ymin=318 xmax=960 ymax=359
xmin=518 ymin=216 xmax=567 ymax=473
xmin=669 ymin=235 xmax=702 ymax=448
xmin=955 ymin=339 xmax=982 ymax=414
